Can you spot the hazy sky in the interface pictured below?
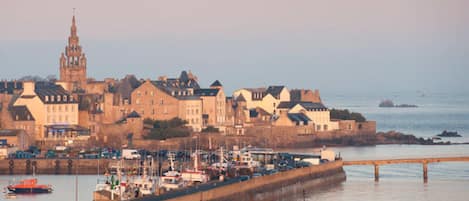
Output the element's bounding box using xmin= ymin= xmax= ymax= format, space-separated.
xmin=1 ymin=0 xmax=468 ymax=95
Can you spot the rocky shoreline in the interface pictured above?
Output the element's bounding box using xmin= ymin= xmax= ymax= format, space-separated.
xmin=375 ymin=131 xmax=451 ymax=145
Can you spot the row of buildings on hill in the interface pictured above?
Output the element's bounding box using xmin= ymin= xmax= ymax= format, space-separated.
xmin=0 ymin=15 xmax=375 ymax=149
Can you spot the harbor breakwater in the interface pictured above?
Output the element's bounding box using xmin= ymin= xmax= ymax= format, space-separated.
xmin=135 ymin=161 xmax=346 ymax=201
xmin=0 ymin=159 xmax=111 ymax=175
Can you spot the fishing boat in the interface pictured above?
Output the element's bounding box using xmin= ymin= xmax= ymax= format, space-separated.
xmin=7 ymin=178 xmax=52 ymax=194
xmin=181 ymin=150 xmax=210 ymax=184
xmin=159 ymin=152 xmax=184 ymax=191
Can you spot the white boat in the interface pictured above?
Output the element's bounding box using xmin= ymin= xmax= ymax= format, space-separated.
xmin=159 ymin=153 xmax=185 ymax=191
xmin=181 ymin=150 xmax=210 ymax=184
xmin=127 ymin=159 xmax=155 ymax=196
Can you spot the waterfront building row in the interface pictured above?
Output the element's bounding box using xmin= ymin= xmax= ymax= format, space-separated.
xmin=0 ymin=14 xmax=375 ymax=149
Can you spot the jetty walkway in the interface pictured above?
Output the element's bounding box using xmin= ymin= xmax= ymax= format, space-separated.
xmin=343 ymin=156 xmax=469 ymax=182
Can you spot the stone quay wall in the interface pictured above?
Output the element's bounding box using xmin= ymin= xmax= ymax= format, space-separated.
xmin=0 ymin=159 xmax=111 ymax=175
xmin=157 ymin=161 xmax=345 ymax=201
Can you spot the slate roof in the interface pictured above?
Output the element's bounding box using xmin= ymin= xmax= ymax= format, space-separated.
xmin=10 ymin=106 xmax=35 ymax=121
xmin=277 ymin=101 xmax=327 ymax=110
xmin=194 ymin=88 xmax=219 ymax=96
xmin=151 ymin=71 xmax=200 ymax=98
xmin=235 ymin=94 xmax=247 ymax=102
xmin=34 ymin=82 xmax=76 ymax=104
xmin=299 ymin=102 xmax=327 ymax=110
xmin=126 ymin=111 xmax=141 ymax=118
xmin=249 ymin=107 xmax=271 ymax=118
xmin=0 ymin=81 xmax=23 ymax=94
xmin=210 ymin=80 xmax=222 ymax=87
xmin=266 ymin=86 xmax=285 ymax=98
xmin=287 ymin=113 xmax=311 ymax=123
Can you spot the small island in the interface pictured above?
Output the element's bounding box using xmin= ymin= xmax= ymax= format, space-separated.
xmin=379 ymin=99 xmax=418 ymax=108
xmin=437 ymin=130 xmax=462 ymax=137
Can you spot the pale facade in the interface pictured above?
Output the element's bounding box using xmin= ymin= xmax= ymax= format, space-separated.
xmin=195 ymin=81 xmax=226 ymax=130
xmin=233 ymin=86 xmax=290 ymax=115
xmin=178 ymin=98 xmax=203 ymax=132
xmin=289 ymin=104 xmax=339 ymax=131
xmin=13 ymin=82 xmax=79 ymax=139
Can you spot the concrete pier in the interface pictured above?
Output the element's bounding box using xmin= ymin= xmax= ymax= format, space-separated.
xmin=344 ymin=156 xmax=469 ymax=183
xmin=133 ymin=161 xmax=346 ymax=201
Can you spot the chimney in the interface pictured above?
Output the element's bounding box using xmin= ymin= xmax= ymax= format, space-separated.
xmin=23 ymin=81 xmax=35 ymax=96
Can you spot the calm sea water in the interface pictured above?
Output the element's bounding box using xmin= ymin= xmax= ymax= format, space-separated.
xmin=1 ymin=91 xmax=468 ymax=201
xmin=323 ymin=91 xmax=469 ymax=143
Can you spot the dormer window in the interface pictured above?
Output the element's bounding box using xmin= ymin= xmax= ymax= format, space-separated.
xmin=57 ymin=95 xmax=61 ymax=102
xmin=45 ymin=96 xmax=49 ymax=102
xmin=69 ymin=96 xmax=73 ymax=101
xmin=64 ymin=95 xmax=67 ymax=102
xmin=51 ymin=96 xmax=55 ymax=102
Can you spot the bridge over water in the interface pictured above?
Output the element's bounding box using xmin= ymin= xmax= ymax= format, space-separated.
xmin=343 ymin=156 xmax=469 ymax=182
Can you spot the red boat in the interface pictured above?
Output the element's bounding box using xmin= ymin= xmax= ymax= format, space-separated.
xmin=7 ymin=178 xmax=53 ymax=194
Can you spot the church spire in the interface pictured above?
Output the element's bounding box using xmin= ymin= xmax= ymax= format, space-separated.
xmin=71 ymin=9 xmax=77 ymax=37
xmin=60 ymin=10 xmax=87 ymax=92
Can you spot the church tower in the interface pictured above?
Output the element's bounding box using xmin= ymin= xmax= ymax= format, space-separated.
xmin=59 ymin=14 xmax=87 ymax=92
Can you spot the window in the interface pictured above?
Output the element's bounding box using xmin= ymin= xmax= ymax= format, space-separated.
xmin=160 ymin=99 xmax=164 ymax=105
xmin=45 ymin=96 xmax=49 ymax=102
xmin=136 ymin=99 xmax=140 ymax=105
xmin=137 ymin=91 xmax=141 ymax=96
xmin=64 ymin=95 xmax=67 ymax=102
xmin=51 ymin=96 xmax=55 ymax=102
xmin=57 ymin=95 xmax=61 ymax=102
xmin=324 ymin=125 xmax=328 ymax=131
xmin=316 ymin=125 xmax=321 ymax=131
xmin=150 ymin=91 xmax=154 ymax=96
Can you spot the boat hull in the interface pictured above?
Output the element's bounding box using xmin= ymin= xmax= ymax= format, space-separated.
xmin=8 ymin=187 xmax=52 ymax=194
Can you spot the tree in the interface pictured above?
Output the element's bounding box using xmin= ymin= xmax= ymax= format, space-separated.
xmin=330 ymin=109 xmax=366 ymax=122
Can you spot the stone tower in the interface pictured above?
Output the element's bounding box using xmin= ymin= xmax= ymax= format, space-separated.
xmin=59 ymin=15 xmax=87 ymax=92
